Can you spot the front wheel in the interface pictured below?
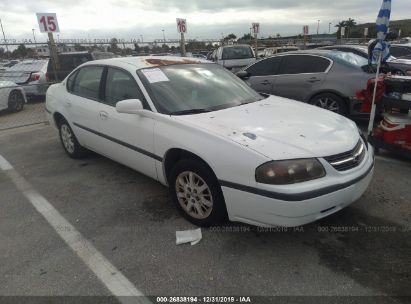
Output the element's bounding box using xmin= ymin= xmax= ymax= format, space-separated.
xmin=58 ymin=119 xmax=88 ymax=159
xmin=310 ymin=93 xmax=348 ymax=116
xmin=169 ymin=159 xmax=228 ymax=227
xmin=8 ymin=90 xmax=25 ymax=112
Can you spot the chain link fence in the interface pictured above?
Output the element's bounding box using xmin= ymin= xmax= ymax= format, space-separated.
xmin=0 ymin=59 xmax=51 ymax=131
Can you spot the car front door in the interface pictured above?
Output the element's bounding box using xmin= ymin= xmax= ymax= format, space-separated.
xmin=245 ymin=56 xmax=283 ymax=94
xmin=65 ymin=65 xmax=105 ymax=152
xmin=273 ymin=55 xmax=331 ymax=102
xmin=98 ymin=67 xmax=157 ymax=180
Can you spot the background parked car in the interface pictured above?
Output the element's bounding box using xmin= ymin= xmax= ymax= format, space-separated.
xmin=319 ymin=45 xmax=411 ymax=76
xmin=263 ymin=46 xmax=299 ymax=58
xmin=390 ymin=44 xmax=411 ymax=60
xmin=0 ymin=60 xmax=20 ymax=71
xmin=46 ymin=51 xmax=115 ymax=82
xmin=237 ymin=50 xmax=375 ymax=116
xmin=211 ymin=45 xmax=256 ymax=73
xmin=0 ymin=81 xmax=27 ymax=112
xmin=0 ymin=59 xmax=49 ymax=99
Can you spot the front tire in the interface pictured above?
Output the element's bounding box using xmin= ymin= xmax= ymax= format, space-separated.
xmin=8 ymin=90 xmax=25 ymax=112
xmin=58 ymin=119 xmax=88 ymax=159
xmin=169 ymin=159 xmax=228 ymax=227
xmin=310 ymin=93 xmax=348 ymax=116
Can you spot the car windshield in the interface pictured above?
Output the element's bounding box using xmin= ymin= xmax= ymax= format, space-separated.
xmin=327 ymin=51 xmax=369 ymax=69
xmin=138 ymin=63 xmax=263 ymax=115
xmin=222 ymin=46 xmax=254 ymax=60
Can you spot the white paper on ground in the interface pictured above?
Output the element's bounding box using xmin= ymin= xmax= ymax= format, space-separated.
xmin=141 ymin=68 xmax=170 ymax=83
xmin=176 ymin=228 xmax=202 ymax=246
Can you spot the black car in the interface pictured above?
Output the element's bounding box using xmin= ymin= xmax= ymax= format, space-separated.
xmin=46 ymin=51 xmax=115 ymax=82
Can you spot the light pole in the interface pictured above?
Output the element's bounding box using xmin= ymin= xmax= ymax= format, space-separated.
xmin=162 ymin=29 xmax=166 ymax=43
xmin=32 ymin=29 xmax=37 ymax=44
xmin=140 ymin=35 xmax=143 ymax=43
xmin=328 ymin=22 xmax=332 ymax=34
xmin=0 ymin=18 xmax=9 ymax=53
xmin=317 ymin=20 xmax=320 ymax=36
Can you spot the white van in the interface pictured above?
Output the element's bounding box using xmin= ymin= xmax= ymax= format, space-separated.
xmin=212 ymin=45 xmax=256 ymax=73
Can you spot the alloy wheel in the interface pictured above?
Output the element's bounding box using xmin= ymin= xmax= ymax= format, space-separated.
xmin=313 ymin=97 xmax=340 ymax=113
xmin=175 ymin=171 xmax=213 ymax=219
xmin=61 ymin=124 xmax=75 ymax=154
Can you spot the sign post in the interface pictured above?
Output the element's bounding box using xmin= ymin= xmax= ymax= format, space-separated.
xmin=177 ymin=18 xmax=187 ymax=57
xmin=341 ymin=27 xmax=346 ymax=40
xmin=252 ymin=23 xmax=260 ymax=59
xmin=303 ymin=25 xmax=309 ymax=50
xmin=36 ymin=13 xmax=60 ymax=80
xmin=364 ymin=27 xmax=369 ymax=41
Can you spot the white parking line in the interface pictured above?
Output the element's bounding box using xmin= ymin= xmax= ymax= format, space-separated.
xmin=0 ymin=154 xmax=150 ymax=304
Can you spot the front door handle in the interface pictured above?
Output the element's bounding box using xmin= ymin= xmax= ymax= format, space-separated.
xmin=99 ymin=111 xmax=109 ymax=120
xmin=260 ymin=80 xmax=270 ymax=85
xmin=64 ymin=99 xmax=72 ymax=108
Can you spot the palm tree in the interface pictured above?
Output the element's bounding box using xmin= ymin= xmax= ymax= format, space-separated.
xmin=335 ymin=21 xmax=347 ymax=39
xmin=345 ymin=18 xmax=357 ymax=38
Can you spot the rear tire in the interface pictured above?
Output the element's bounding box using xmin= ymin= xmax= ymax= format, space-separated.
xmin=8 ymin=90 xmax=25 ymax=112
xmin=169 ymin=159 xmax=228 ymax=227
xmin=58 ymin=119 xmax=88 ymax=159
xmin=310 ymin=93 xmax=348 ymax=116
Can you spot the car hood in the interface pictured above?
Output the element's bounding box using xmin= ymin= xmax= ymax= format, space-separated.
xmin=176 ymin=96 xmax=360 ymax=160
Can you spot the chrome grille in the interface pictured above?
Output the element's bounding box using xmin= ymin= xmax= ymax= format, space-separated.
xmin=324 ymin=140 xmax=366 ymax=172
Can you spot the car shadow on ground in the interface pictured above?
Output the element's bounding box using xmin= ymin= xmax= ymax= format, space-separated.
xmin=211 ymin=207 xmax=410 ymax=299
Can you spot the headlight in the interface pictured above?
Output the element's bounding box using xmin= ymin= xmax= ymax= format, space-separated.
xmin=255 ymin=159 xmax=326 ymax=185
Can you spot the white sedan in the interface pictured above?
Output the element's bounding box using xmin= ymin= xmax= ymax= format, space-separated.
xmin=0 ymin=81 xmax=27 ymax=112
xmin=45 ymin=56 xmax=374 ymax=227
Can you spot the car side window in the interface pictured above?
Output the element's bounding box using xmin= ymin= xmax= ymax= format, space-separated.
xmin=246 ymin=57 xmax=282 ymax=76
xmin=279 ymin=55 xmax=331 ymax=75
xmin=390 ymin=47 xmax=411 ymax=57
xmin=66 ymin=70 xmax=78 ymax=92
xmin=71 ymin=66 xmax=104 ymax=100
xmin=104 ymin=67 xmax=144 ymax=107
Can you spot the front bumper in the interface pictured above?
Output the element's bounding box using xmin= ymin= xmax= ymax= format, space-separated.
xmin=221 ymin=144 xmax=375 ymax=227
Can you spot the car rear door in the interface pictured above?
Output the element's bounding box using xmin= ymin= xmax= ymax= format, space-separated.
xmin=65 ymin=65 xmax=106 ymax=152
xmin=98 ymin=66 xmax=157 ymax=180
xmin=245 ymin=56 xmax=283 ymax=94
xmin=273 ymin=54 xmax=331 ymax=102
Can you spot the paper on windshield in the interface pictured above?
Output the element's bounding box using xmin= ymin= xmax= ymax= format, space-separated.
xmin=141 ymin=68 xmax=170 ymax=84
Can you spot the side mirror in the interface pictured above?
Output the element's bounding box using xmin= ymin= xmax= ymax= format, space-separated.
xmin=116 ymin=99 xmax=144 ymax=114
xmin=236 ymin=70 xmax=251 ymax=79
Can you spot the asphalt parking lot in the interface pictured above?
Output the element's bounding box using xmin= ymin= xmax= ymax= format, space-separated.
xmin=0 ymin=124 xmax=410 ymax=303
xmin=0 ymin=100 xmax=47 ymax=131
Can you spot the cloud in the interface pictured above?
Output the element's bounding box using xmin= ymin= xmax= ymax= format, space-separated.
xmin=0 ymin=0 xmax=410 ymax=41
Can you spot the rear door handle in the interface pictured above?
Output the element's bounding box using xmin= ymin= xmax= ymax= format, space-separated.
xmin=308 ymin=77 xmax=321 ymax=83
xmin=260 ymin=80 xmax=270 ymax=85
xmin=64 ymin=99 xmax=72 ymax=107
xmin=99 ymin=111 xmax=109 ymax=120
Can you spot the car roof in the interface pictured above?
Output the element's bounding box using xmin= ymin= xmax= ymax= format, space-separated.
xmin=279 ymin=49 xmax=335 ymax=56
xmin=321 ymin=45 xmax=368 ymax=52
xmin=82 ymin=56 xmax=210 ymax=70
xmin=221 ymin=44 xmax=252 ymax=48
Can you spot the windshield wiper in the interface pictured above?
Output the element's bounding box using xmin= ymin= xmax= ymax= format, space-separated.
xmin=169 ymin=108 xmax=211 ymax=116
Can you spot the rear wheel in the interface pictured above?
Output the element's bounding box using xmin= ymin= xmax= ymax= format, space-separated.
xmin=8 ymin=90 xmax=25 ymax=112
xmin=310 ymin=93 xmax=348 ymax=116
xmin=58 ymin=119 xmax=88 ymax=159
xmin=169 ymin=159 xmax=227 ymax=227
